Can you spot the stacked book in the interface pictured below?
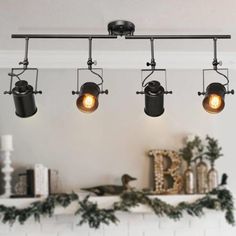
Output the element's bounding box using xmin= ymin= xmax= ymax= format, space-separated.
xmin=26 ymin=164 xmax=59 ymax=197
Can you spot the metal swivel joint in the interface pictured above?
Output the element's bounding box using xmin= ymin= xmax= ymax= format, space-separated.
xmin=146 ymin=58 xmax=156 ymax=69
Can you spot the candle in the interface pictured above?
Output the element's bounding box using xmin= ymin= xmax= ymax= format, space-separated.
xmin=0 ymin=135 xmax=13 ymax=151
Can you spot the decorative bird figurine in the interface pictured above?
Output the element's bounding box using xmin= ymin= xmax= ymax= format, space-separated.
xmin=220 ymin=173 xmax=228 ymax=186
xmin=81 ymin=174 xmax=137 ymax=196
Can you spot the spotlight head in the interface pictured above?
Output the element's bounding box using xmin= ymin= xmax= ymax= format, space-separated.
xmin=76 ymin=82 xmax=100 ymax=113
xmin=12 ymin=80 xmax=37 ymax=118
xmin=144 ymin=80 xmax=165 ymax=117
xmin=203 ymin=82 xmax=226 ymax=114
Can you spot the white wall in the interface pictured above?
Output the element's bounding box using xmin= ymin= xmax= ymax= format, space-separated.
xmin=0 ymin=68 xmax=235 ymax=193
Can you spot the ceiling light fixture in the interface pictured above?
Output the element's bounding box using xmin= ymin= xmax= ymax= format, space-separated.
xmin=136 ymin=39 xmax=172 ymax=117
xmin=72 ymin=38 xmax=108 ymax=113
xmin=198 ymin=38 xmax=234 ymax=114
xmin=4 ymin=38 xmax=42 ymax=118
xmin=9 ymin=20 xmax=233 ymax=116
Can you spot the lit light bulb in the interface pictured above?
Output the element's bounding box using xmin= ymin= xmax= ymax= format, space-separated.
xmin=82 ymin=94 xmax=96 ymax=109
xmin=76 ymin=82 xmax=100 ymax=113
xmin=202 ymin=83 xmax=226 ymax=114
xmin=208 ymin=94 xmax=222 ymax=109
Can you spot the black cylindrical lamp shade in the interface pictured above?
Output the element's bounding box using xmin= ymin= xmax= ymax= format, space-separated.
xmin=203 ymin=82 xmax=226 ymax=114
xmin=12 ymin=80 xmax=37 ymax=118
xmin=76 ymin=82 xmax=100 ymax=113
xmin=144 ymin=81 xmax=165 ymax=117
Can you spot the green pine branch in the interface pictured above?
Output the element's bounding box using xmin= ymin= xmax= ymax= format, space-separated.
xmin=179 ymin=136 xmax=204 ymax=165
xmin=205 ymin=135 xmax=223 ymax=166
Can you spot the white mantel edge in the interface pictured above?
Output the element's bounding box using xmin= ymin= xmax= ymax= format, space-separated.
xmin=0 ymin=50 xmax=236 ymax=69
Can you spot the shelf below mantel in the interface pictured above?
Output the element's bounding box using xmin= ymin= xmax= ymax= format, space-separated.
xmin=0 ymin=193 xmax=205 ymax=215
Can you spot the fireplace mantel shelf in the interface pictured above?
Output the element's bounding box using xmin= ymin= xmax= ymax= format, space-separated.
xmin=0 ymin=194 xmax=204 ymax=215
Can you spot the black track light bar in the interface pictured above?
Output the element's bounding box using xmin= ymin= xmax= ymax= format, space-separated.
xmin=11 ymin=34 xmax=118 ymax=39
xmin=11 ymin=34 xmax=231 ymax=40
xmin=125 ymin=35 xmax=231 ymax=39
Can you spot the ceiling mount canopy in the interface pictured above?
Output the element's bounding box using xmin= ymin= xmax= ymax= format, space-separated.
xmin=7 ymin=20 xmax=234 ymax=117
xmin=107 ymin=20 xmax=135 ymax=36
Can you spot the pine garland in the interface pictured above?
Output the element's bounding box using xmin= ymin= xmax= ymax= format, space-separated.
xmin=0 ymin=193 xmax=78 ymax=225
xmin=0 ymin=187 xmax=234 ymax=229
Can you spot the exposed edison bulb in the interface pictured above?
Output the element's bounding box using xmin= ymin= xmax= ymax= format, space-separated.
xmin=82 ymin=94 xmax=96 ymax=109
xmin=208 ymin=94 xmax=222 ymax=110
xmin=202 ymin=83 xmax=226 ymax=114
xmin=76 ymin=82 xmax=100 ymax=113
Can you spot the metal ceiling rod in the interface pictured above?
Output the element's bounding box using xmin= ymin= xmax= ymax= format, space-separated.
xmin=146 ymin=38 xmax=156 ymax=70
xmin=11 ymin=34 xmax=231 ymax=40
xmin=87 ymin=38 xmax=93 ymax=70
xmin=20 ymin=37 xmax=29 ymax=69
xmin=11 ymin=21 xmax=230 ymax=40
xmin=11 ymin=34 xmax=117 ymax=39
xmin=212 ymin=38 xmax=220 ymax=70
xmin=125 ymin=35 xmax=231 ymax=39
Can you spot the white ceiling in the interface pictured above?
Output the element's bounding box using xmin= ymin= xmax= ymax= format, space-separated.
xmin=0 ymin=0 xmax=236 ymax=52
